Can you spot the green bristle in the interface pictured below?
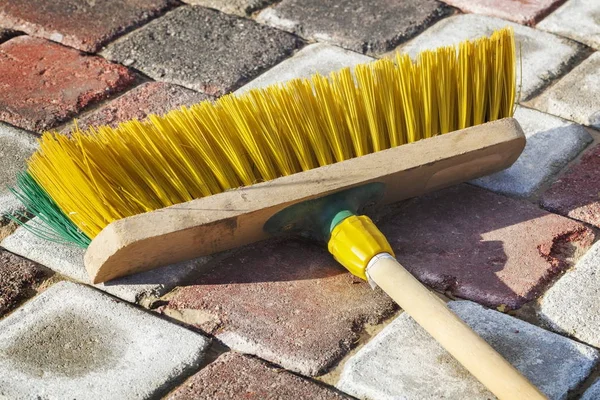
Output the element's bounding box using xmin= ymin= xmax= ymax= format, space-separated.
xmin=8 ymin=172 xmax=90 ymax=248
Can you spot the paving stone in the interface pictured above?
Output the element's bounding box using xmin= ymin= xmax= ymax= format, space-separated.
xmin=0 ymin=249 xmax=50 ymax=317
xmin=257 ymin=0 xmax=450 ymax=55
xmin=533 ymin=52 xmax=600 ymax=129
xmin=582 ymin=379 xmax=600 ymax=400
xmin=0 ymin=281 xmax=209 ymax=399
xmin=0 ymin=123 xmax=38 ymax=220
xmin=0 ymin=0 xmax=175 ymax=52
xmin=472 ymin=106 xmax=592 ymax=197
xmin=236 ymin=43 xmax=373 ymax=94
xmin=182 ymin=0 xmax=276 ymax=16
xmin=168 ymin=352 xmax=349 ymax=399
xmin=439 ymin=0 xmax=565 ymax=25
xmin=62 ymin=82 xmax=212 ymax=133
xmin=337 ymin=301 xmax=599 ymax=400
xmin=164 ymin=238 xmax=396 ymax=376
xmin=541 ymin=142 xmax=600 ymax=228
xmin=103 ymin=6 xmax=299 ymax=96
xmin=540 ymin=241 xmax=600 ymax=348
xmin=1 ymin=220 xmax=211 ymax=303
xmin=400 ymin=14 xmax=583 ymax=100
xmin=538 ymin=0 xmax=600 ymax=50
xmin=0 ymin=36 xmax=135 ymax=132
xmin=379 ymin=184 xmax=594 ymax=310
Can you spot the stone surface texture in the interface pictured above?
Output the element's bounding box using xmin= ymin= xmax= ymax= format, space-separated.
xmin=164 ymin=238 xmax=396 ymax=376
xmin=582 ymin=379 xmax=600 ymax=400
xmin=0 ymin=281 xmax=210 ymax=400
xmin=257 ymin=0 xmax=450 ymax=55
xmin=533 ymin=52 xmax=600 ymax=129
xmin=472 ymin=106 xmax=592 ymax=197
xmin=440 ymin=0 xmax=566 ymax=25
xmin=183 ymin=0 xmax=276 ymax=16
xmin=379 ymin=184 xmax=594 ymax=310
xmin=168 ymin=352 xmax=349 ymax=399
xmin=63 ymin=82 xmax=211 ymax=133
xmin=540 ymin=242 xmax=600 ymax=347
xmin=0 ymin=250 xmax=50 ymax=317
xmin=236 ymin=43 xmax=373 ymax=94
xmin=103 ymin=6 xmax=299 ymax=96
xmin=541 ymin=143 xmax=600 ymax=228
xmin=538 ymin=0 xmax=600 ymax=50
xmin=0 ymin=123 xmax=38 ymax=219
xmin=0 ymin=36 xmax=135 ymax=132
xmin=338 ymin=301 xmax=599 ymax=400
xmin=0 ymin=0 xmax=175 ymax=52
xmin=400 ymin=14 xmax=583 ymax=100
xmin=1 ymin=221 xmax=211 ymax=303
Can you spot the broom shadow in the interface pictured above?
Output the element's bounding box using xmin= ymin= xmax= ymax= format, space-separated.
xmin=109 ymin=184 xmax=581 ymax=313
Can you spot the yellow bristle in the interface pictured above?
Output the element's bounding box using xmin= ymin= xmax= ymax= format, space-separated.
xmin=27 ymin=27 xmax=516 ymax=240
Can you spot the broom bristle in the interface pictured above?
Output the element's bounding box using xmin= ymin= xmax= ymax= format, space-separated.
xmin=13 ymin=27 xmax=516 ymax=247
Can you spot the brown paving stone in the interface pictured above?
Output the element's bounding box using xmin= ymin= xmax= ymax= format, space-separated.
xmin=167 ymin=352 xmax=349 ymax=399
xmin=0 ymin=249 xmax=50 ymax=317
xmin=379 ymin=184 xmax=594 ymax=310
xmin=0 ymin=0 xmax=175 ymax=52
xmin=0 ymin=36 xmax=135 ymax=132
xmin=257 ymin=0 xmax=451 ymax=55
xmin=439 ymin=0 xmax=566 ymax=26
xmin=62 ymin=82 xmax=212 ymax=133
xmin=541 ymin=143 xmax=600 ymax=228
xmin=164 ymin=238 xmax=396 ymax=376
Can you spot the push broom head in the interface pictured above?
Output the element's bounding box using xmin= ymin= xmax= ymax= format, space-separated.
xmin=11 ymin=27 xmax=517 ymax=250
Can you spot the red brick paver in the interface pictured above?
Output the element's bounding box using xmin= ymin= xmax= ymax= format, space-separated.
xmin=164 ymin=238 xmax=396 ymax=376
xmin=167 ymin=352 xmax=349 ymax=400
xmin=379 ymin=184 xmax=594 ymax=310
xmin=0 ymin=249 xmax=51 ymax=316
xmin=541 ymin=143 xmax=600 ymax=229
xmin=0 ymin=0 xmax=175 ymax=52
xmin=439 ymin=0 xmax=566 ymax=26
xmin=0 ymin=36 xmax=135 ymax=132
xmin=62 ymin=82 xmax=212 ymax=132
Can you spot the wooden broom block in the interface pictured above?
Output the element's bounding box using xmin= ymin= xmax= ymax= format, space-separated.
xmin=85 ymin=117 xmax=525 ymax=283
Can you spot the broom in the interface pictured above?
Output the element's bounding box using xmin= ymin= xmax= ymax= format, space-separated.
xmin=10 ymin=28 xmax=546 ymax=399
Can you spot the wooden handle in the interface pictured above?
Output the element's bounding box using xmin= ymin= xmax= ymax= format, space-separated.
xmin=366 ymin=254 xmax=547 ymax=400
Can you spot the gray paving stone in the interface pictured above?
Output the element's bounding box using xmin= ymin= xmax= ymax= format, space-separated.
xmin=538 ymin=0 xmax=600 ymax=50
xmin=103 ymin=6 xmax=299 ymax=96
xmin=182 ymin=0 xmax=276 ymax=16
xmin=338 ymin=301 xmax=599 ymax=400
xmin=582 ymin=379 xmax=600 ymax=400
xmin=400 ymin=14 xmax=584 ymax=100
xmin=0 ymin=281 xmax=210 ymax=400
xmin=1 ymin=220 xmax=211 ymax=303
xmin=257 ymin=0 xmax=450 ymax=55
xmin=235 ymin=43 xmax=373 ymax=94
xmin=0 ymin=122 xmax=38 ymax=221
xmin=439 ymin=0 xmax=565 ymax=26
xmin=472 ymin=106 xmax=592 ymax=197
xmin=540 ymin=241 xmax=600 ymax=348
xmin=533 ymin=52 xmax=600 ymax=129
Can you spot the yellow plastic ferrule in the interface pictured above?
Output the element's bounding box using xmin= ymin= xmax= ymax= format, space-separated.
xmin=327 ymin=215 xmax=395 ymax=280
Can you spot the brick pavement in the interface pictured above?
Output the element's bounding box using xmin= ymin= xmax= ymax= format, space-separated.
xmin=1 ymin=0 xmax=599 ymax=397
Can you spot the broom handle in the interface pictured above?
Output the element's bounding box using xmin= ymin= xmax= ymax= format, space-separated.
xmin=366 ymin=253 xmax=547 ymax=400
